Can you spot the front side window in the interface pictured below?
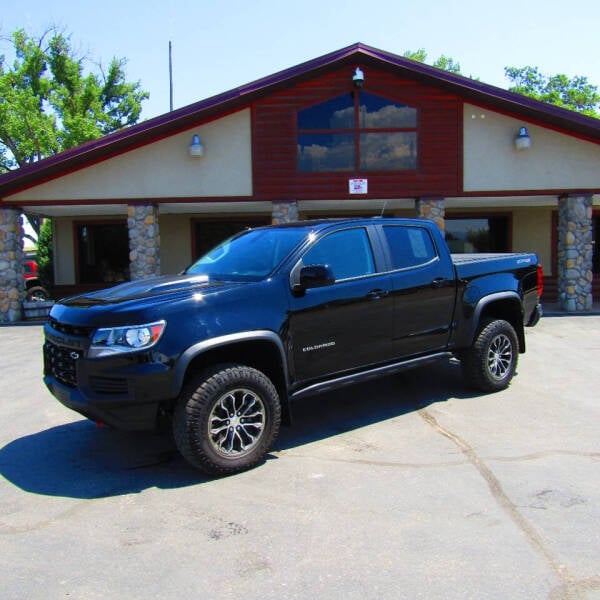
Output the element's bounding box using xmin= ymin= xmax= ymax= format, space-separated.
xmin=302 ymin=228 xmax=375 ymax=281
xmin=297 ymin=92 xmax=418 ymax=173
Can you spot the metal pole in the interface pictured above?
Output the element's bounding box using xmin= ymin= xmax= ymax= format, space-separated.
xmin=169 ymin=41 xmax=173 ymax=112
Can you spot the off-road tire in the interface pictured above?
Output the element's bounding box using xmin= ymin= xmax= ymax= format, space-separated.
xmin=461 ymin=318 xmax=519 ymax=392
xmin=173 ymin=363 xmax=281 ymax=476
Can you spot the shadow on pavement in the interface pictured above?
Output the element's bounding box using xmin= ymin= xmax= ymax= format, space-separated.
xmin=0 ymin=360 xmax=476 ymax=499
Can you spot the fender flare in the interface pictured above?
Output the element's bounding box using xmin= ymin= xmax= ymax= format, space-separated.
xmin=468 ymin=291 xmax=525 ymax=349
xmin=170 ymin=330 xmax=289 ymax=398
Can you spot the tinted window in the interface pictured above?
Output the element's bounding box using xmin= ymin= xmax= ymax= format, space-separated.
xmin=383 ymin=226 xmax=437 ymax=269
xmin=445 ymin=216 xmax=509 ymax=253
xmin=359 ymin=93 xmax=417 ymax=128
xmin=298 ymin=133 xmax=355 ymax=172
xmin=187 ymin=228 xmax=306 ymax=281
xmin=302 ymin=228 xmax=375 ymax=281
xmin=297 ymin=94 xmax=354 ymax=129
xmin=76 ymin=222 xmax=129 ymax=284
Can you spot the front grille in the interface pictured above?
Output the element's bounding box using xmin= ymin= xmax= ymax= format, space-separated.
xmin=44 ymin=341 xmax=81 ymax=388
xmin=47 ymin=317 xmax=94 ymax=338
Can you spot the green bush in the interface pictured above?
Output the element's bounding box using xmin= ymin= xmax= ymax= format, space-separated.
xmin=37 ymin=219 xmax=54 ymax=290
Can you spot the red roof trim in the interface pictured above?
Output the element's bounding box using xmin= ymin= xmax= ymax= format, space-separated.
xmin=2 ymin=42 xmax=600 ymax=197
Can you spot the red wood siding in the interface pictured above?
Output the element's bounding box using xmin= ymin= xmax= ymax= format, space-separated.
xmin=252 ymin=66 xmax=462 ymax=201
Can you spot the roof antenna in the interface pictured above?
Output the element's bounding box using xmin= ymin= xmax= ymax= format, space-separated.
xmin=379 ymin=200 xmax=388 ymax=217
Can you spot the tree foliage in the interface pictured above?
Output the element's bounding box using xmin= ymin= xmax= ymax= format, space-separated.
xmin=36 ymin=218 xmax=54 ymax=289
xmin=403 ymin=49 xmax=462 ymax=75
xmin=0 ymin=27 xmax=149 ymax=173
xmin=504 ymin=66 xmax=600 ymax=117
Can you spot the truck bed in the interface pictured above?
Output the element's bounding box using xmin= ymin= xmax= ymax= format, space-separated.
xmin=452 ymin=253 xmax=538 ymax=280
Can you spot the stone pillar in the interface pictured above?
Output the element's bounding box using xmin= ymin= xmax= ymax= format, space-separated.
xmin=557 ymin=194 xmax=593 ymax=312
xmin=0 ymin=207 xmax=25 ymax=323
xmin=271 ymin=200 xmax=299 ymax=224
xmin=127 ymin=204 xmax=160 ymax=280
xmin=416 ymin=197 xmax=445 ymax=232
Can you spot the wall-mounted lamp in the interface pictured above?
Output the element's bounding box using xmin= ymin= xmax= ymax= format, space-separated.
xmin=189 ymin=134 xmax=204 ymax=157
xmin=352 ymin=67 xmax=364 ymax=89
xmin=515 ymin=126 xmax=531 ymax=151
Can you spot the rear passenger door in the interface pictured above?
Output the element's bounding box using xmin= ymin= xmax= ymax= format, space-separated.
xmin=380 ymin=224 xmax=456 ymax=358
xmin=288 ymin=226 xmax=393 ymax=382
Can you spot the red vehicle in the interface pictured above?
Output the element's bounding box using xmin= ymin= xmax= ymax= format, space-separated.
xmin=24 ymin=257 xmax=51 ymax=301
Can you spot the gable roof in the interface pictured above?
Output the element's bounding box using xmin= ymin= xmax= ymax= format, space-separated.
xmin=2 ymin=42 xmax=600 ymax=197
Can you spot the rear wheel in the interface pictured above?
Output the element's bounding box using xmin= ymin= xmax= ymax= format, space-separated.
xmin=173 ymin=364 xmax=281 ymax=476
xmin=461 ymin=319 xmax=519 ymax=392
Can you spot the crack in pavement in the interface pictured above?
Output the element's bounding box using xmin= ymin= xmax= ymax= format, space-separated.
xmin=418 ymin=408 xmax=577 ymax=594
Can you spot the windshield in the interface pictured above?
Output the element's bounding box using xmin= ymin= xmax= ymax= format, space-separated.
xmin=185 ymin=227 xmax=308 ymax=281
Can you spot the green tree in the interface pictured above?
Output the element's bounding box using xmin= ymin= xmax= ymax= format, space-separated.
xmin=0 ymin=27 xmax=149 ymax=174
xmin=504 ymin=66 xmax=600 ymax=118
xmin=403 ymin=48 xmax=462 ymax=75
xmin=0 ymin=27 xmax=148 ymax=240
xmin=36 ymin=218 xmax=54 ymax=289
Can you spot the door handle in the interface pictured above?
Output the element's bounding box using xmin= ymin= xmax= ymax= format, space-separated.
xmin=431 ymin=278 xmax=448 ymax=288
xmin=366 ymin=289 xmax=389 ymax=300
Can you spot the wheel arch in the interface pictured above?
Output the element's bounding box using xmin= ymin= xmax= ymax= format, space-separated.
xmin=171 ymin=331 xmax=291 ymax=424
xmin=470 ymin=292 xmax=526 ymax=353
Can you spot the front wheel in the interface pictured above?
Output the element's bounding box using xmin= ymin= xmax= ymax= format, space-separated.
xmin=461 ymin=319 xmax=519 ymax=392
xmin=26 ymin=285 xmax=51 ymax=302
xmin=173 ymin=364 xmax=281 ymax=476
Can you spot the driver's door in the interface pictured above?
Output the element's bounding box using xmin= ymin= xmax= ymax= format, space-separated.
xmin=287 ymin=226 xmax=393 ymax=383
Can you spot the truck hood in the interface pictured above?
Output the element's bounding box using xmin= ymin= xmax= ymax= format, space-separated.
xmin=60 ymin=274 xmax=237 ymax=306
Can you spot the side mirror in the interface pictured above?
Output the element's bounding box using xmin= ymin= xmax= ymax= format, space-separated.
xmin=292 ymin=264 xmax=335 ymax=296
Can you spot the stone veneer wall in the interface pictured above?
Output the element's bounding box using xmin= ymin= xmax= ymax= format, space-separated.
xmin=271 ymin=201 xmax=299 ymax=224
xmin=557 ymin=194 xmax=593 ymax=312
xmin=416 ymin=197 xmax=445 ymax=231
xmin=128 ymin=204 xmax=161 ymax=280
xmin=0 ymin=208 xmax=25 ymax=322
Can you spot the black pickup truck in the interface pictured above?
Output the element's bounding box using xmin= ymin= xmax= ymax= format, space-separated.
xmin=44 ymin=218 xmax=542 ymax=475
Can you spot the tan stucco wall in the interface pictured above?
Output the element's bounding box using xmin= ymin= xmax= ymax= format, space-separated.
xmin=512 ymin=207 xmax=553 ymax=276
xmin=7 ymin=109 xmax=252 ymax=202
xmin=54 ymin=218 xmax=76 ymax=285
xmin=160 ymin=214 xmax=193 ymax=274
xmin=464 ymin=104 xmax=600 ymax=192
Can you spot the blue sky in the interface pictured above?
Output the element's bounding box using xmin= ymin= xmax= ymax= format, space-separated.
xmin=2 ymin=0 xmax=600 ymax=121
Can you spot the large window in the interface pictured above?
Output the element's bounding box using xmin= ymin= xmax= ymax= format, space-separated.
xmin=76 ymin=221 xmax=129 ymax=284
xmin=297 ymin=92 xmax=417 ymax=172
xmin=445 ymin=216 xmax=510 ymax=253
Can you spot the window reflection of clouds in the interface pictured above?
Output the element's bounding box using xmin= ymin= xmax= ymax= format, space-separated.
xmin=360 ymin=133 xmax=417 ymax=170
xmin=297 ymin=134 xmax=354 ymax=171
xmin=297 ymin=92 xmax=418 ymax=172
xmin=297 ymin=95 xmax=354 ymax=129
xmin=360 ymin=104 xmax=417 ymax=128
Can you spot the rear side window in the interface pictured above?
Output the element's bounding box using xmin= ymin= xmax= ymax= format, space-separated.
xmin=302 ymin=227 xmax=375 ymax=281
xmin=383 ymin=225 xmax=437 ymax=270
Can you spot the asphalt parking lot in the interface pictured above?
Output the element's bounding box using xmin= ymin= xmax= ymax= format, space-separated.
xmin=1 ymin=315 xmax=599 ymax=600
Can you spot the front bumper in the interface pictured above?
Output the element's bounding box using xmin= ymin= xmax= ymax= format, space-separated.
xmin=43 ymin=322 xmax=175 ymax=430
xmin=44 ymin=375 xmax=161 ymax=430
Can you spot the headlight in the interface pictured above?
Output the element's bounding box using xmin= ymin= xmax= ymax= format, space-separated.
xmin=89 ymin=320 xmax=166 ymax=358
